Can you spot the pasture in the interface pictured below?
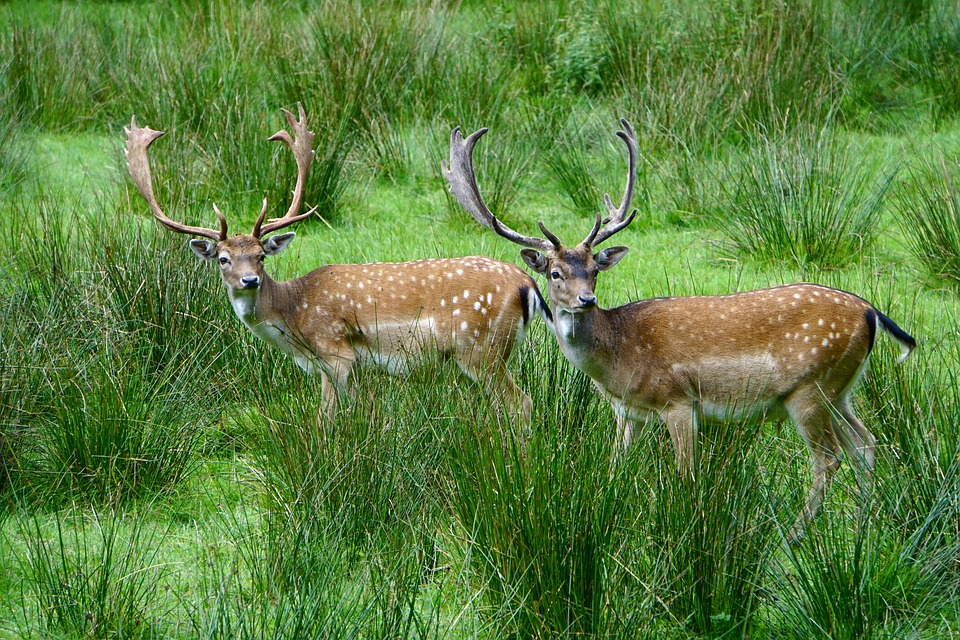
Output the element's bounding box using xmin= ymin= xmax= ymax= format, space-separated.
xmin=1 ymin=1 xmax=959 ymax=637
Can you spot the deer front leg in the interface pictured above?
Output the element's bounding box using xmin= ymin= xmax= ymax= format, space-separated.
xmin=613 ymin=406 xmax=636 ymax=451
xmin=317 ymin=354 xmax=355 ymax=420
xmin=457 ymin=355 xmax=532 ymax=438
xmin=661 ymin=404 xmax=697 ymax=475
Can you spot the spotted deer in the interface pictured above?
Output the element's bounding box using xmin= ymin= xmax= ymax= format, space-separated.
xmin=125 ymin=104 xmax=551 ymax=425
xmin=444 ymin=119 xmax=916 ymax=536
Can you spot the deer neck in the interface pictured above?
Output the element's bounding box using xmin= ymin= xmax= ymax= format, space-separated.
xmin=226 ymin=273 xmax=301 ymax=349
xmin=554 ymin=306 xmax=614 ymax=379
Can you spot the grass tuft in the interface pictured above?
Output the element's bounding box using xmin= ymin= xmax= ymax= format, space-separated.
xmin=896 ymin=154 xmax=960 ymax=291
xmin=715 ymin=128 xmax=893 ymax=268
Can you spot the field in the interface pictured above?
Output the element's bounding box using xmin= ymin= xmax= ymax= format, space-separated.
xmin=1 ymin=0 xmax=960 ymax=637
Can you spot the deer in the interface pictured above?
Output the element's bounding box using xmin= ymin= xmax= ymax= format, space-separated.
xmin=443 ymin=118 xmax=916 ymax=538
xmin=125 ymin=104 xmax=552 ymax=428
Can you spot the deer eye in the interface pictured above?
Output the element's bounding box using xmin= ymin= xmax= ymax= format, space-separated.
xmin=258 ymin=254 xmax=266 ymax=263
xmin=218 ymin=256 xmax=230 ymax=265
xmin=550 ymin=270 xmax=562 ymax=280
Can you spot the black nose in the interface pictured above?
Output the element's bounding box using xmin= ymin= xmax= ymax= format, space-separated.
xmin=241 ymin=276 xmax=260 ymax=289
xmin=578 ymin=292 xmax=597 ymax=308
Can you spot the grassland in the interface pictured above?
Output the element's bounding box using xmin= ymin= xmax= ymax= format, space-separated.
xmin=1 ymin=0 xmax=959 ymax=637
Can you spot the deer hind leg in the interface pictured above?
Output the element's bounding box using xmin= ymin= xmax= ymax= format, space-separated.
xmin=834 ymin=397 xmax=877 ymax=511
xmin=786 ymin=390 xmax=841 ymax=542
xmin=834 ymin=397 xmax=876 ymax=472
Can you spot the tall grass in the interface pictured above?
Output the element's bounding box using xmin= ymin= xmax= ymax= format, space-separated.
xmin=541 ymin=111 xmax=606 ymax=217
xmin=896 ymin=154 xmax=960 ymax=291
xmin=633 ymin=414 xmax=785 ymax=637
xmin=16 ymin=508 xmax=169 ymax=638
xmin=1 ymin=0 xmax=959 ymax=636
xmin=715 ymin=128 xmax=894 ymax=268
xmin=442 ymin=352 xmax=634 ymax=637
xmin=38 ymin=341 xmax=211 ymax=504
xmin=0 ymin=190 xmax=234 ymax=505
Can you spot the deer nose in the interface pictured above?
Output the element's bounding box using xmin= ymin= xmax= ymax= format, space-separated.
xmin=241 ymin=275 xmax=260 ymax=289
xmin=577 ymin=292 xmax=597 ymax=308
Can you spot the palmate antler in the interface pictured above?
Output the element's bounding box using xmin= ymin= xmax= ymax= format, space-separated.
xmin=125 ymin=118 xmax=226 ymax=241
xmin=125 ymin=103 xmax=316 ymax=240
xmin=444 ymin=119 xmax=638 ymax=251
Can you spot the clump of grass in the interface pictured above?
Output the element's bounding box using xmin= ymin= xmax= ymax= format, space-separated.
xmin=0 ymin=191 xmax=233 ymax=505
xmin=541 ymin=113 xmax=605 ymax=216
xmin=38 ymin=341 xmax=212 ymax=505
xmin=94 ymin=213 xmax=238 ymax=381
xmin=895 ymin=154 xmax=960 ymax=291
xmin=363 ymin=112 xmax=412 ymax=184
xmin=773 ymin=500 xmax=956 ymax=639
xmin=195 ymin=501 xmax=443 ymax=638
xmin=715 ymin=129 xmax=893 ymax=268
xmin=635 ymin=414 xmax=784 ymax=637
xmin=216 ymin=362 xmax=451 ymax=636
xmin=16 ymin=508 xmax=169 ymax=638
xmin=917 ymin=7 xmax=960 ymax=127
xmin=442 ymin=349 xmax=638 ymax=637
xmin=249 ymin=358 xmax=446 ymax=555
xmin=600 ymin=1 xmax=837 ymax=152
xmin=0 ymin=102 xmax=30 ymax=198
xmin=546 ymin=4 xmax=608 ymax=96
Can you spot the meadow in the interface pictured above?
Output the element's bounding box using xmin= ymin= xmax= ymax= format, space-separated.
xmin=1 ymin=0 xmax=959 ymax=637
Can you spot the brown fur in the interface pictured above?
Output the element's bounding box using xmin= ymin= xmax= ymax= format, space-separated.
xmin=210 ymin=234 xmax=549 ymax=425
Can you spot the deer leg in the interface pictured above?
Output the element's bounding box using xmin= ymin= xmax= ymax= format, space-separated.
xmin=614 ymin=411 xmax=637 ymax=451
xmin=835 ymin=398 xmax=876 ymax=472
xmin=786 ymin=391 xmax=841 ymax=542
xmin=457 ymin=357 xmax=532 ymax=437
xmin=318 ymin=355 xmax=354 ymax=418
xmin=661 ymin=404 xmax=696 ymax=475
xmin=834 ymin=398 xmax=877 ymax=514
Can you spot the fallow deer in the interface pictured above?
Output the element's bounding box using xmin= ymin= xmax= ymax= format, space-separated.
xmin=444 ymin=119 xmax=916 ymax=536
xmin=125 ymin=104 xmax=551 ymax=425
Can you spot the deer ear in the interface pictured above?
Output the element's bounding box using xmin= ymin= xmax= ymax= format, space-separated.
xmin=520 ymin=249 xmax=549 ymax=274
xmin=189 ymin=239 xmax=217 ymax=261
xmin=263 ymin=232 xmax=296 ymax=256
xmin=594 ymin=246 xmax=629 ymax=271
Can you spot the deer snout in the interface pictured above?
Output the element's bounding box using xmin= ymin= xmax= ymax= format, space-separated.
xmin=577 ymin=292 xmax=597 ymax=308
xmin=241 ymin=275 xmax=260 ymax=289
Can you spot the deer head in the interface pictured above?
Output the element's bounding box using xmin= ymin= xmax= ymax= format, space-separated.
xmin=125 ymin=103 xmax=316 ymax=296
xmin=443 ymin=119 xmax=639 ymax=316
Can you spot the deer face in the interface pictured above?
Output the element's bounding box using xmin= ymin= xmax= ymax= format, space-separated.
xmin=189 ymin=232 xmax=296 ymax=292
xmin=520 ymin=244 xmax=630 ymax=313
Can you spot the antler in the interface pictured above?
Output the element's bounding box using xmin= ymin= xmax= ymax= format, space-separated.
xmin=125 ymin=116 xmax=226 ymax=241
xmin=443 ymin=127 xmax=554 ymax=252
xmin=445 ymin=120 xmax=638 ymax=253
xmin=254 ymin=102 xmax=317 ymax=238
xmin=587 ymin=118 xmax=638 ymax=247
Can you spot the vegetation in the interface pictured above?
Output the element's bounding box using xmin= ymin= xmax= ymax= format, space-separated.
xmin=1 ymin=0 xmax=959 ymax=637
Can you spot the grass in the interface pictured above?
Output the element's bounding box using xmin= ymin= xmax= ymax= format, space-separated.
xmin=896 ymin=153 xmax=960 ymax=290
xmin=714 ymin=127 xmax=896 ymax=269
xmin=0 ymin=0 xmax=959 ymax=638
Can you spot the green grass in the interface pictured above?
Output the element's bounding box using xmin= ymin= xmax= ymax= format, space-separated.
xmin=713 ymin=128 xmax=896 ymax=269
xmin=1 ymin=0 xmax=959 ymax=638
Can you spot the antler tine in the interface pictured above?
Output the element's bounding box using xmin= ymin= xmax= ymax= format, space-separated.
xmin=588 ymin=118 xmax=639 ymax=247
xmin=258 ymin=102 xmax=317 ymax=237
xmin=125 ymin=116 xmax=225 ymax=241
xmin=443 ymin=126 xmax=553 ymax=252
